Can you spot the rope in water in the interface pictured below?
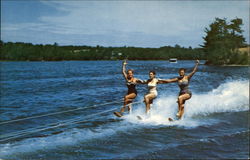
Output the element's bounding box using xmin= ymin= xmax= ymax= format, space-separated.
xmin=1 ymin=100 xmax=142 ymax=140
xmin=0 ymin=101 xmax=142 ymax=140
xmin=0 ymin=101 xmax=142 ymax=142
xmin=0 ymin=98 xmax=124 ymax=125
xmin=0 ymin=108 xmax=117 ymax=142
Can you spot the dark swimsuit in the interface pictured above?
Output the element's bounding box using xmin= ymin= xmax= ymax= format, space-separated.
xmin=178 ymin=78 xmax=192 ymax=103
xmin=127 ymin=81 xmax=137 ymax=95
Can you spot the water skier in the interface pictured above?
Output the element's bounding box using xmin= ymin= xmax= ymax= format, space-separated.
xmin=137 ymin=71 xmax=168 ymax=114
xmin=162 ymin=60 xmax=200 ymax=120
xmin=114 ymin=60 xmax=139 ymax=117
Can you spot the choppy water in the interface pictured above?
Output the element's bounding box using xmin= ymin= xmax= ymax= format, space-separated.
xmin=0 ymin=61 xmax=249 ymax=159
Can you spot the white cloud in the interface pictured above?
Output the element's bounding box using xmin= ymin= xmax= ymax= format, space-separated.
xmin=38 ymin=1 xmax=249 ymax=34
xmin=2 ymin=0 xmax=249 ymax=47
xmin=1 ymin=22 xmax=52 ymax=32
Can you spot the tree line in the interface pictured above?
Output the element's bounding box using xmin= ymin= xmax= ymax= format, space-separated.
xmin=0 ymin=41 xmax=204 ymax=61
xmin=1 ymin=17 xmax=248 ymax=64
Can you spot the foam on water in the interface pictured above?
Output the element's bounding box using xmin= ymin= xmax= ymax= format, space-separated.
xmin=0 ymin=121 xmax=137 ymax=157
xmin=186 ymin=80 xmax=249 ymax=116
xmin=0 ymin=80 xmax=248 ymax=157
xmin=124 ymin=80 xmax=249 ymax=125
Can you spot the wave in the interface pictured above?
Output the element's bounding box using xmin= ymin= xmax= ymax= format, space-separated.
xmin=0 ymin=80 xmax=248 ymax=157
xmin=185 ymin=80 xmax=249 ymax=116
xmin=0 ymin=121 xmax=137 ymax=157
xmin=124 ymin=80 xmax=249 ymax=125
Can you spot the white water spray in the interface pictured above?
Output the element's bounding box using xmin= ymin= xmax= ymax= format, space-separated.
xmin=125 ymin=80 xmax=249 ymax=125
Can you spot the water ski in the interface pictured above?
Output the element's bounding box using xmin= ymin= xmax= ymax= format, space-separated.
xmin=137 ymin=115 xmax=143 ymax=120
xmin=113 ymin=112 xmax=122 ymax=117
xmin=168 ymin=117 xmax=174 ymax=122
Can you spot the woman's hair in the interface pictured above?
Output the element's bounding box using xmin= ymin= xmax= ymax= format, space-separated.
xmin=149 ymin=70 xmax=156 ymax=75
xmin=127 ymin=69 xmax=134 ymax=74
xmin=178 ymin=68 xmax=186 ymax=72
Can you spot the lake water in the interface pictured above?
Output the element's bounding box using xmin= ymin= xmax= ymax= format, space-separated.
xmin=0 ymin=60 xmax=249 ymax=159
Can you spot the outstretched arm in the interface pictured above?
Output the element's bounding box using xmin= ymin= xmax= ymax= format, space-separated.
xmin=122 ymin=60 xmax=128 ymax=81
xmin=187 ymin=60 xmax=199 ymax=79
xmin=136 ymin=79 xmax=148 ymax=84
xmin=157 ymin=78 xmax=178 ymax=84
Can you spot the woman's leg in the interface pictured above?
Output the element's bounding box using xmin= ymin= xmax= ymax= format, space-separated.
xmin=144 ymin=93 xmax=156 ymax=114
xmin=120 ymin=93 xmax=137 ymax=114
xmin=177 ymin=93 xmax=191 ymax=119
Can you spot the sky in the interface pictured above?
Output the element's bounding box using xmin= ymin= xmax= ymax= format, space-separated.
xmin=1 ymin=0 xmax=249 ymax=48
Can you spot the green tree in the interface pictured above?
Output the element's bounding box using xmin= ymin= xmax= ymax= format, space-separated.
xmin=202 ymin=17 xmax=246 ymax=65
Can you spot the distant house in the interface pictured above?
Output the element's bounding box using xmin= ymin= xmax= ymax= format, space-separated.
xmin=73 ymin=49 xmax=90 ymax=53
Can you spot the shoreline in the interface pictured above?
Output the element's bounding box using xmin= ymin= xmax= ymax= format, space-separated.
xmin=0 ymin=60 xmax=248 ymax=66
xmin=0 ymin=59 xmax=206 ymax=62
xmin=221 ymin=64 xmax=249 ymax=67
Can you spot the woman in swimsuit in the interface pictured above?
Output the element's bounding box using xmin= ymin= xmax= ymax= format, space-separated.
xmin=137 ymin=71 xmax=167 ymax=114
xmin=114 ymin=60 xmax=139 ymax=117
xmin=162 ymin=60 xmax=199 ymax=119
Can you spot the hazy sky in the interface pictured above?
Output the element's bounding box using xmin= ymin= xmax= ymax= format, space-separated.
xmin=1 ymin=0 xmax=249 ymax=48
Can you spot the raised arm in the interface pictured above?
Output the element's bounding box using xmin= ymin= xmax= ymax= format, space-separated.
xmin=157 ymin=78 xmax=178 ymax=84
xmin=122 ymin=60 xmax=128 ymax=81
xmin=187 ymin=60 xmax=199 ymax=79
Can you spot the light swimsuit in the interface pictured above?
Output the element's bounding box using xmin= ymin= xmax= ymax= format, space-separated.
xmin=147 ymin=80 xmax=158 ymax=97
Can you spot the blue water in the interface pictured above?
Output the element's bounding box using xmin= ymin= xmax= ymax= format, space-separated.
xmin=0 ymin=61 xmax=249 ymax=159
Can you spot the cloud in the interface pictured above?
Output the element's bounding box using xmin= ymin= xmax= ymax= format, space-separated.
xmin=1 ymin=1 xmax=249 ymax=47
xmin=37 ymin=1 xmax=192 ymax=36
xmin=38 ymin=1 xmax=249 ymax=34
